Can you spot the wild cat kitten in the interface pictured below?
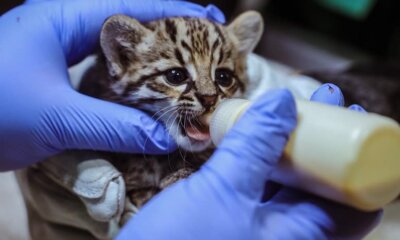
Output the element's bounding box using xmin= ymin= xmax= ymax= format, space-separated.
xmin=79 ymin=11 xmax=264 ymax=207
xmin=15 ymin=12 xmax=264 ymax=240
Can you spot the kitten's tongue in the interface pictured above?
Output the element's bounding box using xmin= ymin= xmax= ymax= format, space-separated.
xmin=185 ymin=126 xmax=210 ymax=141
xmin=184 ymin=114 xmax=212 ymax=141
xmin=186 ymin=114 xmax=211 ymax=141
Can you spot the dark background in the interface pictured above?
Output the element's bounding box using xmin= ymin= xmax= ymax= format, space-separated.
xmin=2 ymin=0 xmax=400 ymax=67
xmin=0 ymin=1 xmax=23 ymax=15
xmin=194 ymin=0 xmax=400 ymax=65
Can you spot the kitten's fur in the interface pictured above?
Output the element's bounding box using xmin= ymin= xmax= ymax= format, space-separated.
xmin=19 ymin=11 xmax=255 ymax=226
xmin=81 ymin=12 xmax=263 ymax=152
xmin=77 ymin=11 xmax=263 ymax=210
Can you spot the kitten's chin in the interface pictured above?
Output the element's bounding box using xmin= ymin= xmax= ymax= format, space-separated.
xmin=167 ymin=122 xmax=213 ymax=152
xmin=177 ymin=137 xmax=212 ymax=152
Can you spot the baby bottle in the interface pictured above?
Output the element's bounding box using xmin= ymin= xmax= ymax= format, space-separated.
xmin=209 ymin=98 xmax=400 ymax=211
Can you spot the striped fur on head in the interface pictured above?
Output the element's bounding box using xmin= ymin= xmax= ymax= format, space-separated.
xmin=99 ymin=11 xmax=263 ymax=152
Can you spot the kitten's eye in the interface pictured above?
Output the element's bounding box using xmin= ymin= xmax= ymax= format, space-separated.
xmin=215 ymin=69 xmax=234 ymax=88
xmin=164 ymin=68 xmax=189 ymax=85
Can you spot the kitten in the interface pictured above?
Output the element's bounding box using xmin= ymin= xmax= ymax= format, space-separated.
xmin=16 ymin=12 xmax=264 ymax=240
xmin=80 ymin=12 xmax=264 ymax=210
xmin=81 ymin=12 xmax=263 ymax=151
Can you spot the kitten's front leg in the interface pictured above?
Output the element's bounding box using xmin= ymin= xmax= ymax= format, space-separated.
xmin=160 ymin=168 xmax=195 ymax=189
xmin=120 ymin=187 xmax=161 ymax=226
xmin=125 ymin=168 xmax=194 ymax=211
xmin=128 ymin=187 xmax=161 ymax=208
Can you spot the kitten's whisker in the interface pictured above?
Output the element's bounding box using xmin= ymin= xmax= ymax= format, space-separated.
xmin=153 ymin=106 xmax=179 ymax=123
xmin=179 ymin=115 xmax=188 ymax=167
xmin=186 ymin=116 xmax=197 ymax=155
xmin=182 ymin=114 xmax=192 ymax=165
xmin=151 ymin=105 xmax=178 ymax=118
xmin=188 ymin=114 xmax=202 ymax=135
xmin=152 ymin=106 xmax=180 ymax=127
xmin=193 ymin=113 xmax=203 ymax=126
xmin=162 ymin=108 xmax=180 ymax=168
xmin=141 ymin=105 xmax=179 ymax=157
xmin=168 ymin=113 xmax=181 ymax=171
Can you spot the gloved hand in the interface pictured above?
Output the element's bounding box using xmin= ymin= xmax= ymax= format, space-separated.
xmin=0 ymin=0 xmax=225 ymax=171
xmin=117 ymin=84 xmax=381 ymax=240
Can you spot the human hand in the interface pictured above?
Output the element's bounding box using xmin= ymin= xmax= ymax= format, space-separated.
xmin=0 ymin=0 xmax=225 ymax=171
xmin=117 ymin=85 xmax=380 ymax=240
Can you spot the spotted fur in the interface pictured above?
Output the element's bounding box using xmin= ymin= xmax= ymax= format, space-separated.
xmin=79 ymin=11 xmax=263 ymax=213
xmin=81 ymin=11 xmax=263 ymax=151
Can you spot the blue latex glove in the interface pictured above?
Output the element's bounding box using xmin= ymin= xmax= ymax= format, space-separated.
xmin=117 ymin=85 xmax=381 ymax=240
xmin=0 ymin=0 xmax=225 ymax=171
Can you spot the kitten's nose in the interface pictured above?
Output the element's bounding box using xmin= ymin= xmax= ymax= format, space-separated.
xmin=196 ymin=93 xmax=217 ymax=108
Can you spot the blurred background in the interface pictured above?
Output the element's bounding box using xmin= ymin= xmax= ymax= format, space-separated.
xmin=1 ymin=0 xmax=399 ymax=239
xmin=192 ymin=0 xmax=400 ymax=69
xmin=3 ymin=0 xmax=400 ymax=67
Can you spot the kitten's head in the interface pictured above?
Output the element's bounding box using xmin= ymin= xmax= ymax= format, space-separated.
xmin=100 ymin=11 xmax=263 ymax=152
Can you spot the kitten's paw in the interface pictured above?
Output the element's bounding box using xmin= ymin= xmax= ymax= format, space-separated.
xmin=160 ymin=168 xmax=195 ymax=189
xmin=128 ymin=187 xmax=160 ymax=209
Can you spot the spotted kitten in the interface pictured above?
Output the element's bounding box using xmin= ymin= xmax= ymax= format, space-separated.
xmin=16 ymin=11 xmax=264 ymax=240
xmin=81 ymin=11 xmax=263 ymax=152
xmin=77 ymin=11 xmax=263 ymax=210
xmin=79 ymin=11 xmax=263 ymax=208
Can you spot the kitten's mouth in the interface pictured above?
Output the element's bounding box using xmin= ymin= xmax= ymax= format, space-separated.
xmin=179 ymin=115 xmax=211 ymax=142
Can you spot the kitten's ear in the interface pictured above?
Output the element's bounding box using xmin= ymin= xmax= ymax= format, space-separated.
xmin=227 ymin=11 xmax=264 ymax=55
xmin=101 ymin=15 xmax=151 ymax=77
